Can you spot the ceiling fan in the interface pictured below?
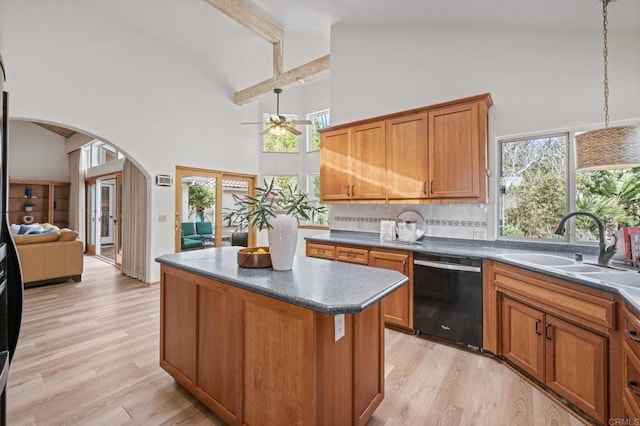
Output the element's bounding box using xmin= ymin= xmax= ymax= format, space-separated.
xmin=242 ymin=88 xmax=312 ymax=136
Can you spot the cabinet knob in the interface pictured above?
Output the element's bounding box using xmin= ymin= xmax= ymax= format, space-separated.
xmin=346 ymin=184 xmax=351 ymax=197
xmin=535 ymin=319 xmax=542 ymax=336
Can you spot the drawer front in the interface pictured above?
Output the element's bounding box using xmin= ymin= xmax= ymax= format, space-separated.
xmin=336 ymin=246 xmax=369 ymax=265
xmin=306 ymin=243 xmax=335 ymax=260
xmin=623 ymin=340 xmax=640 ymax=415
xmin=624 ymin=306 xmax=640 ymax=347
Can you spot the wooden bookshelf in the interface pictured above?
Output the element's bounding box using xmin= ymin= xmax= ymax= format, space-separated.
xmin=9 ymin=180 xmax=71 ymax=228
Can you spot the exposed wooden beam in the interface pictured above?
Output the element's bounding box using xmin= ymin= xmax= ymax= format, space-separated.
xmin=234 ymin=54 xmax=330 ymax=105
xmin=203 ymin=0 xmax=283 ymax=43
xmin=203 ymin=0 xmax=330 ymax=105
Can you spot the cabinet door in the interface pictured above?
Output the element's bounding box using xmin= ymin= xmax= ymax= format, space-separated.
xmin=160 ymin=269 xmax=197 ymax=384
xmin=368 ymin=250 xmax=412 ymax=330
xmin=385 ymin=113 xmax=429 ymax=199
xmin=428 ymin=102 xmax=483 ymax=199
xmin=545 ymin=314 xmax=607 ymax=423
xmin=501 ymin=297 xmax=545 ymax=381
xmin=197 ymin=284 xmax=242 ymax=422
xmin=320 ymin=128 xmax=351 ymax=201
xmin=351 ymin=121 xmax=386 ymax=200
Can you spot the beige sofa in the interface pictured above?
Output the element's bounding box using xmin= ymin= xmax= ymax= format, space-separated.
xmin=13 ymin=229 xmax=83 ymax=285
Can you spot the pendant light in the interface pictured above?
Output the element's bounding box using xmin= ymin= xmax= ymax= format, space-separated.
xmin=575 ymin=0 xmax=640 ymax=171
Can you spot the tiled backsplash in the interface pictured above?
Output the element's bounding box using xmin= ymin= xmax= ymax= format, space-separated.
xmin=330 ymin=204 xmax=490 ymax=240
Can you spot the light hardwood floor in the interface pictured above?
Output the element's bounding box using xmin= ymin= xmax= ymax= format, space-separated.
xmin=8 ymin=256 xmax=587 ymax=425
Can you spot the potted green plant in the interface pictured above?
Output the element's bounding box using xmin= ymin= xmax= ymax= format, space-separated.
xmin=223 ymin=179 xmax=327 ymax=270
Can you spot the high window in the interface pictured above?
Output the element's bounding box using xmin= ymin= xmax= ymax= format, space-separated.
xmin=82 ymin=141 xmax=124 ymax=168
xmin=263 ymin=113 xmax=299 ymax=153
xmin=499 ymin=132 xmax=640 ymax=242
xmin=307 ymin=109 xmax=330 ymax=152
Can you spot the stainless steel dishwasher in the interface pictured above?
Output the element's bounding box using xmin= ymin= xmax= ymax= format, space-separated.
xmin=413 ymin=253 xmax=483 ymax=350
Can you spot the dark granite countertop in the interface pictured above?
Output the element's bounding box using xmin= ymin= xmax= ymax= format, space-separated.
xmin=155 ymin=246 xmax=408 ymax=314
xmin=306 ymin=231 xmax=640 ymax=313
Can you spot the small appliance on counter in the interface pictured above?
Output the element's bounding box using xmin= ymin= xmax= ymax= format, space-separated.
xmin=395 ymin=210 xmax=427 ymax=242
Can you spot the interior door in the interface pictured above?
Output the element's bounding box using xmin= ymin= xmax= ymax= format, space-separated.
xmin=100 ymin=180 xmax=115 ymax=245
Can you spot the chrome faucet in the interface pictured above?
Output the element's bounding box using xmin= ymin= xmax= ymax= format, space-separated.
xmin=554 ymin=211 xmax=617 ymax=266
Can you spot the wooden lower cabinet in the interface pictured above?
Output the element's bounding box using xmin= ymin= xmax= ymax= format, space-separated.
xmin=501 ymin=297 xmax=545 ymax=380
xmin=306 ymin=242 xmax=413 ymax=331
xmin=368 ymin=250 xmax=413 ymax=330
xmin=486 ymin=261 xmax=614 ymax=424
xmin=160 ymin=265 xmax=385 ymax=426
xmin=622 ymin=306 xmax=640 ymax=419
xmin=544 ymin=314 xmax=607 ymax=422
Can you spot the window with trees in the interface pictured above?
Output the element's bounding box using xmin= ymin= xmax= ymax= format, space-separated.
xmin=263 ymin=175 xmax=298 ymax=192
xmin=307 ymin=109 xmax=330 ymax=152
xmin=499 ymin=133 xmax=640 ymax=242
xmin=263 ymin=113 xmax=299 ymax=153
xmin=308 ymin=173 xmax=329 ymax=225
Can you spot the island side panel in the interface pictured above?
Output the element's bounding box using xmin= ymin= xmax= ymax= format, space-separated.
xmin=160 ymin=267 xmax=197 ymax=385
xmin=242 ymin=296 xmax=317 ymax=425
xmin=354 ymin=301 xmax=385 ymax=425
xmin=196 ymin=282 xmax=243 ymax=424
xmin=316 ymin=311 xmax=355 ymax=425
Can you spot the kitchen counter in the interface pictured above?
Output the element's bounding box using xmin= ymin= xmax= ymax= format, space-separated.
xmin=155 ymin=246 xmax=408 ymax=314
xmin=306 ymin=231 xmax=640 ymax=312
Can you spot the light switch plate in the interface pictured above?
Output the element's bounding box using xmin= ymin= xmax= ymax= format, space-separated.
xmin=334 ymin=314 xmax=345 ymax=342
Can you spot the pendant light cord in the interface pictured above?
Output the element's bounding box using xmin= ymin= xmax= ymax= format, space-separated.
xmin=602 ymin=0 xmax=610 ymax=128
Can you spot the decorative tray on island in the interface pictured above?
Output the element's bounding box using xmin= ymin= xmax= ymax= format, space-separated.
xmin=237 ymin=247 xmax=272 ymax=268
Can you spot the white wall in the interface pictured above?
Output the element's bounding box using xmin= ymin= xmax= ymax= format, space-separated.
xmin=329 ymin=25 xmax=640 ymax=239
xmin=1 ymin=1 xmax=263 ymax=282
xmin=8 ymin=120 xmax=70 ymax=182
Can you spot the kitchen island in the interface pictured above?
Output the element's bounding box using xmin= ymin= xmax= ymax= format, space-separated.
xmin=155 ymin=247 xmax=408 ymax=426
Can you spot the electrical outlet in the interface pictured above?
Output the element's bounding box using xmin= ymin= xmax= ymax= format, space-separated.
xmin=334 ymin=314 xmax=345 ymax=342
xmin=473 ymin=228 xmax=487 ymax=240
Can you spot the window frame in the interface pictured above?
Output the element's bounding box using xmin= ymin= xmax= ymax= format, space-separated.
xmin=497 ymin=131 xmax=573 ymax=243
xmin=306 ymin=108 xmax=331 ymax=153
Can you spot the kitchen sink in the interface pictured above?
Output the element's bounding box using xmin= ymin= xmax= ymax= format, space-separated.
xmin=583 ymin=271 xmax=640 ymax=287
xmin=498 ymin=253 xmax=574 ymax=266
xmin=552 ymin=264 xmax=608 ymax=273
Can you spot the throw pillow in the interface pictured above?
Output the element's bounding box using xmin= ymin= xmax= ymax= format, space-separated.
xmin=29 ymin=228 xmax=55 ymax=235
xmin=58 ymin=229 xmax=79 ymax=241
xmin=18 ymin=224 xmax=40 ymax=234
xmin=10 ymin=224 xmax=21 ymax=235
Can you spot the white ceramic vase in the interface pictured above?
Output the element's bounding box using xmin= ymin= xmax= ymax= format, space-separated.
xmin=267 ymin=213 xmax=298 ymax=271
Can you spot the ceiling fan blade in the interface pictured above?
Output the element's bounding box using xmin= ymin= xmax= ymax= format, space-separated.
xmin=288 ymin=120 xmax=312 ymax=125
xmin=241 ymin=121 xmax=264 ymax=125
xmin=260 ymin=126 xmax=273 ymax=136
xmin=282 ymin=125 xmax=302 ymax=136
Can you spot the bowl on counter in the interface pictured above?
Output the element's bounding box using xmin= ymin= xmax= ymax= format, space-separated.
xmin=237 ymin=246 xmax=272 ymax=268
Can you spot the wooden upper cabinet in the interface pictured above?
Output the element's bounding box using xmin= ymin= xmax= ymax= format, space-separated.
xmin=350 ymin=121 xmax=386 ymax=200
xmin=320 ymin=122 xmax=386 ymax=201
xmin=428 ymin=102 xmax=484 ymax=199
xmin=385 ymin=113 xmax=429 ymax=199
xmin=320 ymin=128 xmax=351 ymax=201
xmin=319 ymin=93 xmax=492 ymax=204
